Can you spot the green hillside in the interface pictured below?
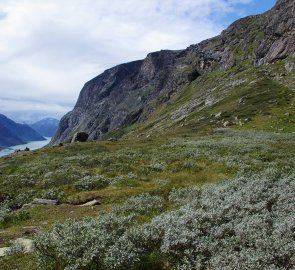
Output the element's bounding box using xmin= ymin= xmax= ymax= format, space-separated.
xmin=1 ymin=128 xmax=295 ymax=269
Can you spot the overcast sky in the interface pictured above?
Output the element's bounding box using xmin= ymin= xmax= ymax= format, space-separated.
xmin=0 ymin=0 xmax=276 ymax=123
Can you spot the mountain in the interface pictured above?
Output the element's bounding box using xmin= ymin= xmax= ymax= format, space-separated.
xmin=30 ymin=118 xmax=59 ymax=137
xmin=0 ymin=114 xmax=45 ymax=148
xmin=51 ymin=0 xmax=295 ymax=145
xmin=1 ymin=2 xmax=295 ymax=269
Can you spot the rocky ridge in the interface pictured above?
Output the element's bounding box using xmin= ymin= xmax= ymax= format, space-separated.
xmin=51 ymin=0 xmax=295 ymax=144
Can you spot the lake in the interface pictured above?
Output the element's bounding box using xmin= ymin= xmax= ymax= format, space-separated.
xmin=0 ymin=137 xmax=52 ymax=157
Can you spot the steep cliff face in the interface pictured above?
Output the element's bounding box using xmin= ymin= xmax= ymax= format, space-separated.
xmin=51 ymin=0 xmax=295 ymax=144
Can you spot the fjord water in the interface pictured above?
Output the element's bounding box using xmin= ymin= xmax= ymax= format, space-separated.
xmin=0 ymin=137 xmax=51 ymax=157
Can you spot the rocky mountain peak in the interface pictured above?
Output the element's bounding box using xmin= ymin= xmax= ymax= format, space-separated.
xmin=50 ymin=1 xmax=295 ymax=145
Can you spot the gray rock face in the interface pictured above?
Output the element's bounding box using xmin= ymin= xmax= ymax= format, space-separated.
xmin=254 ymin=0 xmax=295 ymax=65
xmin=51 ymin=0 xmax=295 ymax=145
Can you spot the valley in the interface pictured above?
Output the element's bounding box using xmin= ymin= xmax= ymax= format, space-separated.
xmin=0 ymin=0 xmax=294 ymax=269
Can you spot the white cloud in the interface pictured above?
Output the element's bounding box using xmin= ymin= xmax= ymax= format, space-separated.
xmin=0 ymin=0 xmax=254 ymax=122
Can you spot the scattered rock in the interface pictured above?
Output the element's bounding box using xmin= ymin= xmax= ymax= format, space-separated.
xmin=285 ymin=61 xmax=295 ymax=73
xmin=23 ymin=226 xmax=40 ymax=235
xmin=32 ymin=198 xmax=58 ymax=205
xmin=13 ymin=238 xmax=34 ymax=253
xmin=284 ymin=112 xmax=291 ymax=117
xmin=21 ymin=203 xmax=34 ymax=209
xmin=0 ymin=238 xmax=34 ymax=257
xmin=239 ymin=96 xmax=246 ymax=104
xmin=0 ymin=247 xmax=10 ymax=257
xmin=71 ymin=132 xmax=89 ymax=143
xmin=215 ymin=111 xmax=223 ymax=118
xmin=79 ymin=199 xmax=102 ymax=207
xmin=269 ymin=99 xmax=277 ymax=104
xmin=223 ymin=121 xmax=233 ymax=127
xmin=205 ymin=97 xmax=215 ymax=107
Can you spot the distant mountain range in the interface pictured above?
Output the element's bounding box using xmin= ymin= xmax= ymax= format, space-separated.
xmin=0 ymin=114 xmax=46 ymax=148
xmin=30 ymin=118 xmax=59 ymax=137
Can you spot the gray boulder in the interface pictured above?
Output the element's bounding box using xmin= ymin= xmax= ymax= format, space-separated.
xmin=32 ymin=198 xmax=58 ymax=205
xmin=71 ymin=132 xmax=89 ymax=143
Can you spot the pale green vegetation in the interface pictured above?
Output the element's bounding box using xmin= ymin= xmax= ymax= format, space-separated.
xmin=0 ymin=129 xmax=294 ymax=269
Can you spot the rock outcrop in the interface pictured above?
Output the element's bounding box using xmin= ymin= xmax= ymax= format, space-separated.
xmin=71 ymin=132 xmax=89 ymax=143
xmin=51 ymin=0 xmax=295 ymax=145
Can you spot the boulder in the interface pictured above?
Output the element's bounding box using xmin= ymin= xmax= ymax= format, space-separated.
xmin=71 ymin=132 xmax=89 ymax=143
xmin=13 ymin=238 xmax=34 ymax=253
xmin=285 ymin=61 xmax=294 ymax=73
xmin=215 ymin=111 xmax=223 ymax=118
xmin=239 ymin=96 xmax=246 ymax=104
xmin=223 ymin=121 xmax=233 ymax=127
xmin=22 ymin=203 xmax=34 ymax=209
xmin=79 ymin=199 xmax=102 ymax=207
xmin=32 ymin=198 xmax=58 ymax=205
xmin=23 ymin=226 xmax=40 ymax=235
xmin=0 ymin=247 xmax=10 ymax=257
xmin=0 ymin=238 xmax=34 ymax=257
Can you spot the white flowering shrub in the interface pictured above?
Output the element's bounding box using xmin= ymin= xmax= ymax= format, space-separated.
xmin=148 ymin=162 xmax=166 ymax=172
xmin=74 ymin=175 xmax=110 ymax=191
xmin=169 ymin=186 xmax=202 ymax=206
xmin=144 ymin=171 xmax=295 ymax=269
xmin=34 ymin=213 xmax=137 ymax=270
xmin=0 ymin=201 xmax=10 ymax=223
xmin=104 ymin=227 xmax=145 ymax=269
xmin=114 ymin=193 xmax=164 ymax=214
xmin=2 ymin=175 xmax=37 ymax=189
xmin=0 ymin=201 xmax=30 ymax=228
xmin=41 ymin=166 xmax=88 ymax=188
xmin=6 ymin=240 xmax=25 ymax=256
xmin=38 ymin=188 xmax=65 ymax=201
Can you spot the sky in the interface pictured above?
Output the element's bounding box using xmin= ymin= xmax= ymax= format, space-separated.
xmin=0 ymin=0 xmax=276 ymax=123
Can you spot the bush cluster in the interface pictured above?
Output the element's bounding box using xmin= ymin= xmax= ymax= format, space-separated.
xmin=35 ymin=170 xmax=295 ymax=269
xmin=114 ymin=193 xmax=164 ymax=214
xmin=74 ymin=175 xmax=110 ymax=191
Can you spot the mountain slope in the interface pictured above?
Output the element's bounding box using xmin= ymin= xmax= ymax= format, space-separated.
xmin=51 ymin=0 xmax=295 ymax=145
xmin=0 ymin=114 xmax=45 ymax=147
xmin=30 ymin=118 xmax=59 ymax=137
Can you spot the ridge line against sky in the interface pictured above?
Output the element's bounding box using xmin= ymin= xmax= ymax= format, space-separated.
xmin=0 ymin=0 xmax=276 ymax=123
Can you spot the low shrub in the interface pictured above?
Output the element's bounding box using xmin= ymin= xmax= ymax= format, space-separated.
xmin=74 ymin=175 xmax=110 ymax=191
xmin=35 ymin=171 xmax=295 ymax=270
xmin=114 ymin=193 xmax=164 ymax=214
